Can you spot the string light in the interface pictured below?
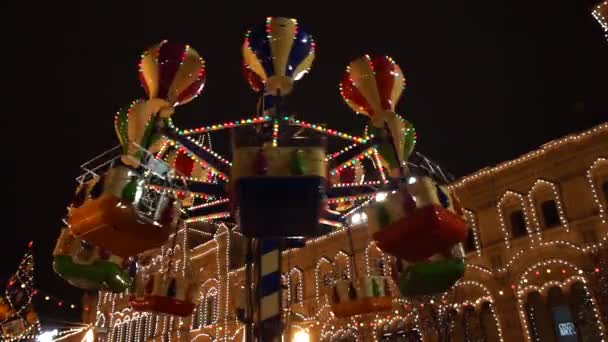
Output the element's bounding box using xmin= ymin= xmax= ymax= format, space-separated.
xmin=325 ymin=142 xmax=364 ymax=161
xmin=329 ymin=148 xmax=376 ymax=175
xmin=146 ymin=184 xmax=216 ymax=200
xmin=167 ymin=140 xmax=229 ymax=181
xmin=372 ymin=148 xmax=388 ymax=184
xmin=327 ymin=194 xmax=374 ymax=204
xmin=180 ymin=116 xmax=271 ymax=135
xmin=463 ymin=209 xmax=482 ymax=256
xmin=287 ymin=118 xmax=367 ymax=143
xmin=592 ymin=1 xmax=608 ymax=41
xmin=497 ymin=191 xmax=534 ymax=248
xmin=450 ymin=123 xmax=607 ymax=188
xmin=527 ymin=179 xmax=569 ymax=233
xmin=185 ymin=212 xmax=231 ymax=223
xmin=183 ymin=136 xmax=232 ymax=166
xmin=587 ymin=158 xmax=607 ymax=224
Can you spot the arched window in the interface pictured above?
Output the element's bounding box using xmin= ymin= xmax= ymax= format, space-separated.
xmin=462 ymin=306 xmax=483 ymax=341
xmin=334 ymin=252 xmax=351 ymax=280
xmin=479 ymin=302 xmax=501 ymax=341
xmin=111 ymin=322 xmax=121 ymax=342
xmin=205 ymin=289 xmax=218 ymax=326
xmin=525 ymin=291 xmax=555 ymax=341
xmin=367 ymin=243 xmax=387 ymax=276
xmin=137 ymin=315 xmax=147 ymax=342
xmin=569 ymin=282 xmax=603 ymax=341
xmin=148 ymin=314 xmax=157 ymax=338
xmin=540 ymin=200 xmax=560 ymax=228
xmin=463 ymin=209 xmax=481 ymax=254
xmin=193 ymin=296 xmax=204 ymax=329
xmin=316 ymin=258 xmax=334 ymax=305
xmin=509 ymin=210 xmax=527 ymax=238
xmin=129 ymin=318 xmax=138 ymax=342
xmin=603 ymin=181 xmax=608 ymax=203
xmin=289 ymin=268 xmax=303 ymax=305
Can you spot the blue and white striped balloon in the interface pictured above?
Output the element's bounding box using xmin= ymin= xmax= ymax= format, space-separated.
xmin=243 ymin=17 xmax=316 ymax=96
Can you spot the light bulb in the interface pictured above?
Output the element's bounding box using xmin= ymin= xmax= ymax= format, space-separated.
xmin=407 ymin=176 xmax=417 ymax=185
xmin=376 ymin=192 xmax=387 ymax=202
xmin=351 ymin=213 xmax=361 ymax=225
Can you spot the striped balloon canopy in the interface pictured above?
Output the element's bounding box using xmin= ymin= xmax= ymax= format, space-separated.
xmin=243 ymin=17 xmax=316 ymax=96
xmin=370 ymin=116 xmax=417 ymax=170
xmin=114 ymin=99 xmax=166 ymax=167
xmin=139 ymin=41 xmax=207 ymax=115
xmin=340 ymin=55 xmax=406 ymax=127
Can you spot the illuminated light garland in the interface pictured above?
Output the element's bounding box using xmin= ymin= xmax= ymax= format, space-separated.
xmin=184 ymin=136 xmax=232 ymax=166
xmin=315 ymin=257 xmax=333 ymax=307
xmin=287 ymin=268 xmax=304 ymax=305
xmin=223 ymin=230 xmax=230 ymax=341
xmin=155 ymin=138 xmax=171 ymax=159
xmin=282 ymin=116 xmax=367 ymax=143
xmin=167 ymin=140 xmax=229 ymax=181
xmin=494 ymin=240 xmax=590 ymax=274
xmin=497 ymin=190 xmax=534 ymax=248
xmin=146 ymin=184 xmax=216 ymax=200
xmin=372 ymin=148 xmax=388 ymax=184
xmin=335 ymin=251 xmax=352 ymax=279
xmin=325 ymin=141 xmax=365 ymax=161
xmin=466 ymin=264 xmax=493 ymax=276
xmin=527 ymin=179 xmax=569 ymax=233
xmin=516 ymin=259 xmax=581 ymax=292
xmin=587 ymin=157 xmax=607 ymax=224
xmin=327 ymin=194 xmax=374 ymax=204
xmin=331 ymin=180 xmax=384 ymax=188
xmin=185 ymin=212 xmax=231 ymax=223
xmin=463 ymin=209 xmax=482 ymax=256
xmin=319 ymin=218 xmax=344 ymax=228
xmin=343 ymin=198 xmax=374 ymax=218
xmin=365 ymin=242 xmax=388 ymax=277
xmin=180 ymin=116 xmax=271 ymax=135
xmin=272 ymin=119 xmax=280 ymax=147
xmin=329 ymin=148 xmax=376 ymax=175
xmin=592 ymin=1 xmax=608 ymax=41
xmin=450 ymin=123 xmax=608 ymax=189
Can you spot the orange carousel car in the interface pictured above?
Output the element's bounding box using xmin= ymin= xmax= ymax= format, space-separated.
xmin=68 ymin=165 xmax=180 ymax=258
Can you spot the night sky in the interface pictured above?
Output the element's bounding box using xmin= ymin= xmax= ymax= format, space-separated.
xmin=8 ymin=1 xmax=607 ymax=326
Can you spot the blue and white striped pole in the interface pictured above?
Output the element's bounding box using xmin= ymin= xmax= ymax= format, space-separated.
xmin=257 ymin=239 xmax=283 ymax=341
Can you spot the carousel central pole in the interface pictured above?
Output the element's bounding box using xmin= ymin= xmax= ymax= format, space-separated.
xmin=255 ymin=239 xmax=283 ymax=341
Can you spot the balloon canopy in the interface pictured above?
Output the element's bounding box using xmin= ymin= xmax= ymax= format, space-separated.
xmin=139 ymin=40 xmax=207 ymax=114
xmin=114 ymin=99 xmax=165 ymax=167
xmin=370 ymin=115 xmax=417 ymax=170
xmin=243 ymin=17 xmax=316 ymax=96
xmin=340 ymin=55 xmax=406 ymax=126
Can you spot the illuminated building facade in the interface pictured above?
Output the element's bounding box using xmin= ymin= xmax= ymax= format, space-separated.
xmin=89 ymin=123 xmax=607 ymax=341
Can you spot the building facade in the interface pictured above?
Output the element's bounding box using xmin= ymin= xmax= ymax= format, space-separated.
xmin=90 ymin=122 xmax=608 ymax=341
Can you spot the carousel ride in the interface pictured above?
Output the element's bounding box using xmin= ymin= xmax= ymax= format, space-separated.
xmin=53 ymin=17 xmax=469 ymax=339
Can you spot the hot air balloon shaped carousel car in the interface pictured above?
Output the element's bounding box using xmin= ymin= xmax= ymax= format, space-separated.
xmin=129 ymin=266 xmax=196 ymax=317
xmin=52 ymin=228 xmax=132 ymax=292
xmin=398 ymin=244 xmax=466 ymax=297
xmin=67 ymin=158 xmax=181 ymax=258
xmin=231 ymin=123 xmax=327 ymax=238
xmin=367 ymin=176 xmax=468 ymax=262
xmin=330 ymin=276 xmax=393 ymax=318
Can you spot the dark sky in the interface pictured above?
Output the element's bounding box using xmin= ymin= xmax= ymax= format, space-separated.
xmin=8 ymin=1 xmax=607 ymax=325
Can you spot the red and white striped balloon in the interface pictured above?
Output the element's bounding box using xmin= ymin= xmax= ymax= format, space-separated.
xmin=139 ymin=41 xmax=206 ymax=115
xmin=340 ymin=55 xmax=406 ymax=127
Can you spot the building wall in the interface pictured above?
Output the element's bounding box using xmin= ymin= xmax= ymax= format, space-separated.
xmin=91 ymin=123 xmax=608 ymax=342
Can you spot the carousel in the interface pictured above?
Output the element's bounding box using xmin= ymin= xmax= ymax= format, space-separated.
xmin=54 ymin=16 xmax=471 ymax=341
